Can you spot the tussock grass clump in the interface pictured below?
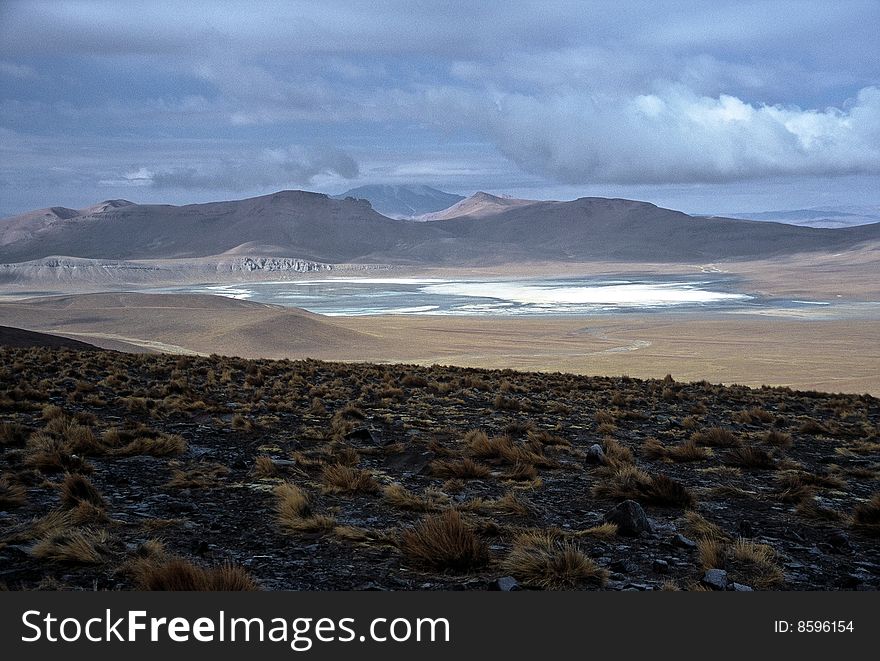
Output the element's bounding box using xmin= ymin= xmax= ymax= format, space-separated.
xmin=165 ymin=463 xmax=230 ymax=489
xmin=852 ymin=493 xmax=880 ymax=535
xmin=430 ymin=458 xmax=491 ymax=480
xmin=798 ymin=418 xmax=830 ymax=435
xmin=30 ymin=528 xmax=111 ymax=564
xmin=502 ymin=531 xmax=608 ymax=589
xmin=132 ymin=557 xmax=258 ymax=591
xmin=697 ymin=537 xmax=726 ymax=569
xmin=0 ymin=421 xmax=30 ymax=446
xmin=253 ymin=455 xmax=279 ymax=477
xmin=683 ymin=511 xmax=729 ymax=542
xmin=383 ymin=484 xmax=449 ymax=512
xmin=572 ymin=522 xmax=618 ymax=539
xmin=274 ymin=483 xmax=335 ymax=534
xmin=601 ymin=437 xmax=634 ymax=465
xmin=399 ymin=510 xmax=488 ymax=572
xmin=691 ymin=427 xmax=741 ymax=448
xmin=642 ymin=438 xmax=709 ymax=463
xmin=723 ymin=445 xmax=777 ymax=470
xmin=321 ymin=465 xmax=379 ymax=494
xmin=592 ymin=465 xmax=696 ymax=507
xmin=762 ymin=430 xmax=793 ymax=448
xmin=24 ymin=432 xmax=91 ymax=474
xmin=796 ymin=498 xmax=845 ymax=522
xmin=112 ymin=433 xmax=187 ymax=457
xmin=503 ymin=462 xmax=539 ymax=482
xmin=0 ymin=474 xmax=26 ymax=508
xmin=60 ymin=473 xmax=105 ymax=509
xmin=458 ymin=491 xmax=533 ymax=517
xmin=729 ymin=539 xmax=784 ymax=589
xmin=465 ymin=431 xmax=550 ymax=468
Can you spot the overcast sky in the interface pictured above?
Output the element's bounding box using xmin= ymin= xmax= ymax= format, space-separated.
xmin=1 ymin=0 xmax=878 ymax=216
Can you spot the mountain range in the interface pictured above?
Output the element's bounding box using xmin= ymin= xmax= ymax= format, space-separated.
xmin=1 ymin=189 xmax=879 ymax=266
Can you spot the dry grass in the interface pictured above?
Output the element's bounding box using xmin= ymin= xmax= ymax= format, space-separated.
xmin=762 ymin=430 xmax=793 ymax=448
xmin=683 ymin=510 xmax=729 ymax=541
xmin=30 ymin=528 xmax=111 ymax=564
xmin=691 ymin=427 xmax=741 ymax=448
xmin=430 ymin=458 xmax=491 ymax=479
xmin=729 ymin=539 xmax=785 ymax=589
xmin=852 ymin=493 xmax=880 ymax=535
xmin=274 ymin=483 xmax=336 ymax=533
xmin=60 ymin=473 xmax=105 ymax=509
xmin=0 ymin=421 xmax=30 ymax=445
xmin=253 ymin=455 xmax=279 ymax=477
xmin=697 ymin=537 xmax=726 ymax=569
xmin=502 ymin=531 xmax=608 ymax=589
xmin=642 ymin=438 xmax=709 ymax=462
xmin=796 ymin=498 xmax=845 ymax=522
xmin=321 ymin=464 xmax=379 ymax=494
xmin=0 ymin=474 xmax=26 ymax=508
xmin=399 ymin=509 xmax=488 ymax=572
xmin=132 ymin=557 xmax=258 ymax=590
xmin=165 ymin=463 xmax=230 ymax=489
xmin=458 ymin=491 xmax=533 ymax=517
xmin=592 ymin=464 xmax=696 ymax=507
xmin=383 ymin=484 xmax=449 ymax=512
xmin=572 ymin=522 xmax=618 ymax=539
xmin=112 ymin=433 xmax=187 ymax=457
xmin=723 ymin=445 xmax=777 ymax=470
xmin=601 ymin=437 xmax=634 ymax=465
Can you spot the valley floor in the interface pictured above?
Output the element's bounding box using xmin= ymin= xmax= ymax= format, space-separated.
xmin=0 ymin=292 xmax=878 ymax=395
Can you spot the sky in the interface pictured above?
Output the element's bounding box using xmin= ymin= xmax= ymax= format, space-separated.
xmin=0 ymin=0 xmax=878 ymax=216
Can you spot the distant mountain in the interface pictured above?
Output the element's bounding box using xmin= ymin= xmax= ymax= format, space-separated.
xmin=0 ymin=199 xmax=134 ymax=246
xmin=1 ymin=190 xmax=879 ymax=266
xmin=332 ymin=185 xmax=463 ymax=218
xmin=723 ymin=206 xmax=880 ymax=229
xmin=418 ymin=192 xmax=538 ymax=221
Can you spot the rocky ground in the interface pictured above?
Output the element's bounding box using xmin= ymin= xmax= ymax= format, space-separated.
xmin=1 ymin=345 xmax=878 ymax=591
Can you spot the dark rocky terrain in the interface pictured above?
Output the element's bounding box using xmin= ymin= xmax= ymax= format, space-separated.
xmin=1 ymin=344 xmax=878 ymax=591
xmin=0 ymin=327 xmax=101 ymax=351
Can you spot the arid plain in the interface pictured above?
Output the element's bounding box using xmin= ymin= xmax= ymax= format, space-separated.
xmin=1 ymin=248 xmax=878 ymax=395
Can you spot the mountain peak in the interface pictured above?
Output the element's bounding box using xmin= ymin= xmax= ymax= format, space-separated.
xmin=331 ymin=184 xmax=464 ymax=218
xmin=419 ymin=191 xmax=538 ymax=221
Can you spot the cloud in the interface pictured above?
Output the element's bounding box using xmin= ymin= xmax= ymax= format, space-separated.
xmin=112 ymin=146 xmax=359 ymax=191
xmin=452 ymin=85 xmax=880 ymax=185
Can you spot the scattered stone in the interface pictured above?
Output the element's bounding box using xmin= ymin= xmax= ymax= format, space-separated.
xmin=611 ymin=559 xmax=638 ymax=573
xmin=604 ymin=500 xmax=652 ymax=536
xmin=827 ymin=530 xmax=850 ymax=550
xmin=701 ymin=569 xmax=729 ymax=591
xmin=495 ymin=576 xmax=520 ymax=592
xmin=344 ymin=427 xmax=380 ymax=444
xmin=729 ymin=582 xmax=754 ymax=592
xmin=585 ymin=444 xmax=605 ymax=464
xmin=672 ymin=533 xmax=697 ymax=549
xmin=652 ymin=559 xmax=669 ymax=574
xmin=383 ymin=447 xmax=435 ymax=475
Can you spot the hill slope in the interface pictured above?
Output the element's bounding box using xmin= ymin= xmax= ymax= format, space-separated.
xmin=2 ymin=190 xmax=879 ymax=265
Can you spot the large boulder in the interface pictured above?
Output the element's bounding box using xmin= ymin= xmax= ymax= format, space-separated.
xmin=604 ymin=500 xmax=653 ymax=536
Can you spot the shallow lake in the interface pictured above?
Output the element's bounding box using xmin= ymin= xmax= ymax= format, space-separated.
xmin=154 ymin=275 xmax=812 ymax=316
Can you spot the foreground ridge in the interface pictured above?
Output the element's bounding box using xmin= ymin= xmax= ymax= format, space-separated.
xmin=1 ymin=346 xmax=878 ymax=591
